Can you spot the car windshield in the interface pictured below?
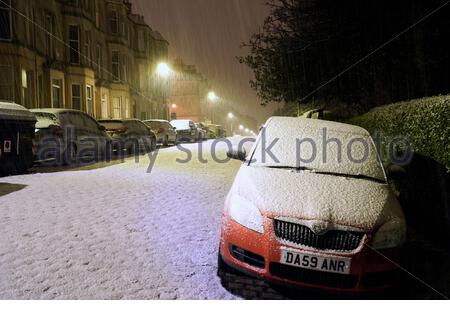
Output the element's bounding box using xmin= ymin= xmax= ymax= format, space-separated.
xmin=145 ymin=121 xmax=162 ymax=129
xmin=250 ymin=119 xmax=386 ymax=182
xmin=171 ymin=120 xmax=190 ymax=129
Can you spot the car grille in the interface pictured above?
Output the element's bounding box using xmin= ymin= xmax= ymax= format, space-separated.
xmin=274 ymin=220 xmax=364 ymax=251
xmin=269 ymin=262 xmax=358 ymax=289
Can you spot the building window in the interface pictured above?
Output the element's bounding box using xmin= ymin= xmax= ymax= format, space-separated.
xmin=96 ymin=43 xmax=102 ymax=75
xmin=84 ymin=30 xmax=91 ymax=66
xmin=0 ymin=65 xmax=14 ymax=101
xmin=0 ymin=0 xmax=12 ymax=40
xmin=86 ymin=85 xmax=93 ymax=116
xmin=122 ymin=54 xmax=128 ymax=83
xmin=44 ymin=15 xmax=54 ymax=58
xmin=113 ymin=97 xmax=122 ymax=118
xmin=38 ymin=75 xmax=44 ymax=107
xmin=21 ymin=70 xmax=34 ymax=108
xmin=101 ymin=93 xmax=108 ymax=119
xmin=112 ymin=50 xmax=120 ymax=81
xmin=72 ymin=84 xmax=81 ymax=110
xmin=110 ymin=10 xmax=119 ymax=34
xmin=125 ymin=98 xmax=129 ymax=118
xmin=69 ymin=25 xmax=80 ymax=64
xmin=52 ymin=79 xmax=63 ymax=108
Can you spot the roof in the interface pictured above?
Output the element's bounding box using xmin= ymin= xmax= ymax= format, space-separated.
xmin=0 ymin=102 xmax=36 ymax=122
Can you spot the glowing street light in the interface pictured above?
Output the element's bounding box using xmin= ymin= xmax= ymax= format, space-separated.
xmin=239 ymin=124 xmax=244 ymax=131
xmin=245 ymin=128 xmax=250 ymax=133
xmin=156 ymin=62 xmax=172 ymax=78
xmin=228 ymin=112 xmax=234 ymax=119
xmin=172 ymin=103 xmax=177 ymax=109
xmin=208 ymin=91 xmax=218 ymax=102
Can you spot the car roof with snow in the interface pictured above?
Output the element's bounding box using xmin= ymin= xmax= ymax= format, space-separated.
xmin=264 ymin=116 xmax=370 ymax=136
xmin=251 ymin=116 xmax=386 ymax=182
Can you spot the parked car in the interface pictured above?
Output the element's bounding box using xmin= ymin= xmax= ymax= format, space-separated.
xmin=208 ymin=124 xmax=227 ymax=139
xmin=31 ymin=109 xmax=112 ymax=165
xmin=98 ymin=119 xmax=156 ymax=154
xmin=170 ymin=119 xmax=198 ymax=142
xmin=0 ymin=102 xmax=36 ymax=175
xmin=143 ymin=119 xmax=177 ymax=146
xmin=197 ymin=123 xmax=215 ymax=139
xmin=219 ymin=117 xmax=406 ymax=293
xmin=195 ymin=123 xmax=206 ymax=141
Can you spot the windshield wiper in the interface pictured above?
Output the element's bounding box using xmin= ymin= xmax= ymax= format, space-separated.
xmin=311 ymin=171 xmax=386 ymax=184
xmin=266 ymin=166 xmax=385 ymax=184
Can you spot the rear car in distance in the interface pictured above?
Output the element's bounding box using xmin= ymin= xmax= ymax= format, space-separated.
xmin=219 ymin=117 xmax=406 ymax=293
xmin=31 ymin=109 xmax=112 ymax=165
xmin=170 ymin=119 xmax=198 ymax=143
xmin=98 ymin=119 xmax=156 ymax=155
xmin=144 ymin=119 xmax=177 ymax=146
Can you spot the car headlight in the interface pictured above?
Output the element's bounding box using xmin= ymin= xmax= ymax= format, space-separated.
xmin=372 ymin=218 xmax=406 ymax=249
xmin=228 ymin=195 xmax=264 ymax=234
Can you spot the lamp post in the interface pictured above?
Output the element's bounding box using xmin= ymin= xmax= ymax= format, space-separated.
xmin=156 ymin=62 xmax=173 ymax=120
xmin=228 ymin=112 xmax=234 ymax=135
xmin=207 ymin=91 xmax=218 ymax=124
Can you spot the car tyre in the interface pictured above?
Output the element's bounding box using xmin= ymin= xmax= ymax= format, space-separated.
xmin=62 ymin=143 xmax=77 ymax=166
xmin=217 ymin=251 xmax=242 ymax=276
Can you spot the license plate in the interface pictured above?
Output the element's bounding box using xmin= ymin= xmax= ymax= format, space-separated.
xmin=280 ymin=249 xmax=351 ymax=274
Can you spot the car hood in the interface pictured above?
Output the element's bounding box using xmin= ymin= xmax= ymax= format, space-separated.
xmin=231 ymin=166 xmax=404 ymax=232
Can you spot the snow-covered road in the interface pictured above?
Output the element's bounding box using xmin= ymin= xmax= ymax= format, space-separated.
xmin=0 ymin=139 xmax=280 ymax=299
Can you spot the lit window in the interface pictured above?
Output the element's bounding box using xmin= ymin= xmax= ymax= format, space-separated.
xmin=52 ymin=79 xmax=63 ymax=108
xmin=72 ymin=84 xmax=81 ymax=110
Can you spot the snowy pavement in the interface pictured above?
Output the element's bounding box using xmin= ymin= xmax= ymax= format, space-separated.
xmin=1 ymin=138 xmax=447 ymax=300
xmin=0 ymin=139 xmax=271 ymax=299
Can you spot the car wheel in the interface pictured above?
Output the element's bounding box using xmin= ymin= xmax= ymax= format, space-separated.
xmin=217 ymin=251 xmax=242 ymax=276
xmin=62 ymin=143 xmax=77 ymax=166
xmin=163 ymin=135 xmax=169 ymax=147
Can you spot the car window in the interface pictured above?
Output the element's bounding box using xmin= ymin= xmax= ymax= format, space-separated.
xmin=83 ymin=114 xmax=100 ymax=131
xmin=99 ymin=121 xmax=124 ymax=130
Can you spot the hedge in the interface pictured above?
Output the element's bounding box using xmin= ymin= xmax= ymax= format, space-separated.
xmin=349 ymin=95 xmax=450 ymax=170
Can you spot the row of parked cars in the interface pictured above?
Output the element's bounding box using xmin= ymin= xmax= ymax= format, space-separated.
xmin=0 ymin=101 xmax=228 ymax=174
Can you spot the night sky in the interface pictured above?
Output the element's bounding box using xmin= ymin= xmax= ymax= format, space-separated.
xmin=131 ymin=0 xmax=279 ymax=124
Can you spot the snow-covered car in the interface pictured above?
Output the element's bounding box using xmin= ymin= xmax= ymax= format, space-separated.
xmin=98 ymin=119 xmax=156 ymax=154
xmin=195 ymin=123 xmax=207 ymax=141
xmin=170 ymin=119 xmax=198 ymax=142
xmin=219 ymin=117 xmax=406 ymax=293
xmin=31 ymin=109 xmax=112 ymax=165
xmin=144 ymin=119 xmax=177 ymax=146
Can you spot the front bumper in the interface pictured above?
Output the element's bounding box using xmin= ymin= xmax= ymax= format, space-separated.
xmin=219 ymin=215 xmax=401 ymax=293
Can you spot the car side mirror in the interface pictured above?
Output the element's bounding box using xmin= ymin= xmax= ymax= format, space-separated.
xmin=227 ymin=146 xmax=246 ymax=161
xmin=387 ymin=164 xmax=406 ymax=180
xmin=98 ymin=125 xmax=106 ymax=131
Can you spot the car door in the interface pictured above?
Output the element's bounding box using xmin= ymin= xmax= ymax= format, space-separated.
xmin=82 ymin=114 xmax=104 ymax=157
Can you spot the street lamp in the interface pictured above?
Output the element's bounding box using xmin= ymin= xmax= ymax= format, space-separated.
xmin=239 ymin=124 xmax=244 ymax=131
xmin=208 ymin=91 xmax=218 ymax=102
xmin=172 ymin=103 xmax=177 ymax=109
xmin=156 ymin=62 xmax=173 ymax=120
xmin=227 ymin=112 xmax=235 ymax=135
xmin=156 ymin=62 xmax=172 ymax=78
xmin=207 ymin=91 xmax=218 ymax=123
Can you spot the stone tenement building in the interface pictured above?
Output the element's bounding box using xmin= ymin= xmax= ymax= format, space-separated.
xmin=0 ymin=0 xmax=169 ymax=120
